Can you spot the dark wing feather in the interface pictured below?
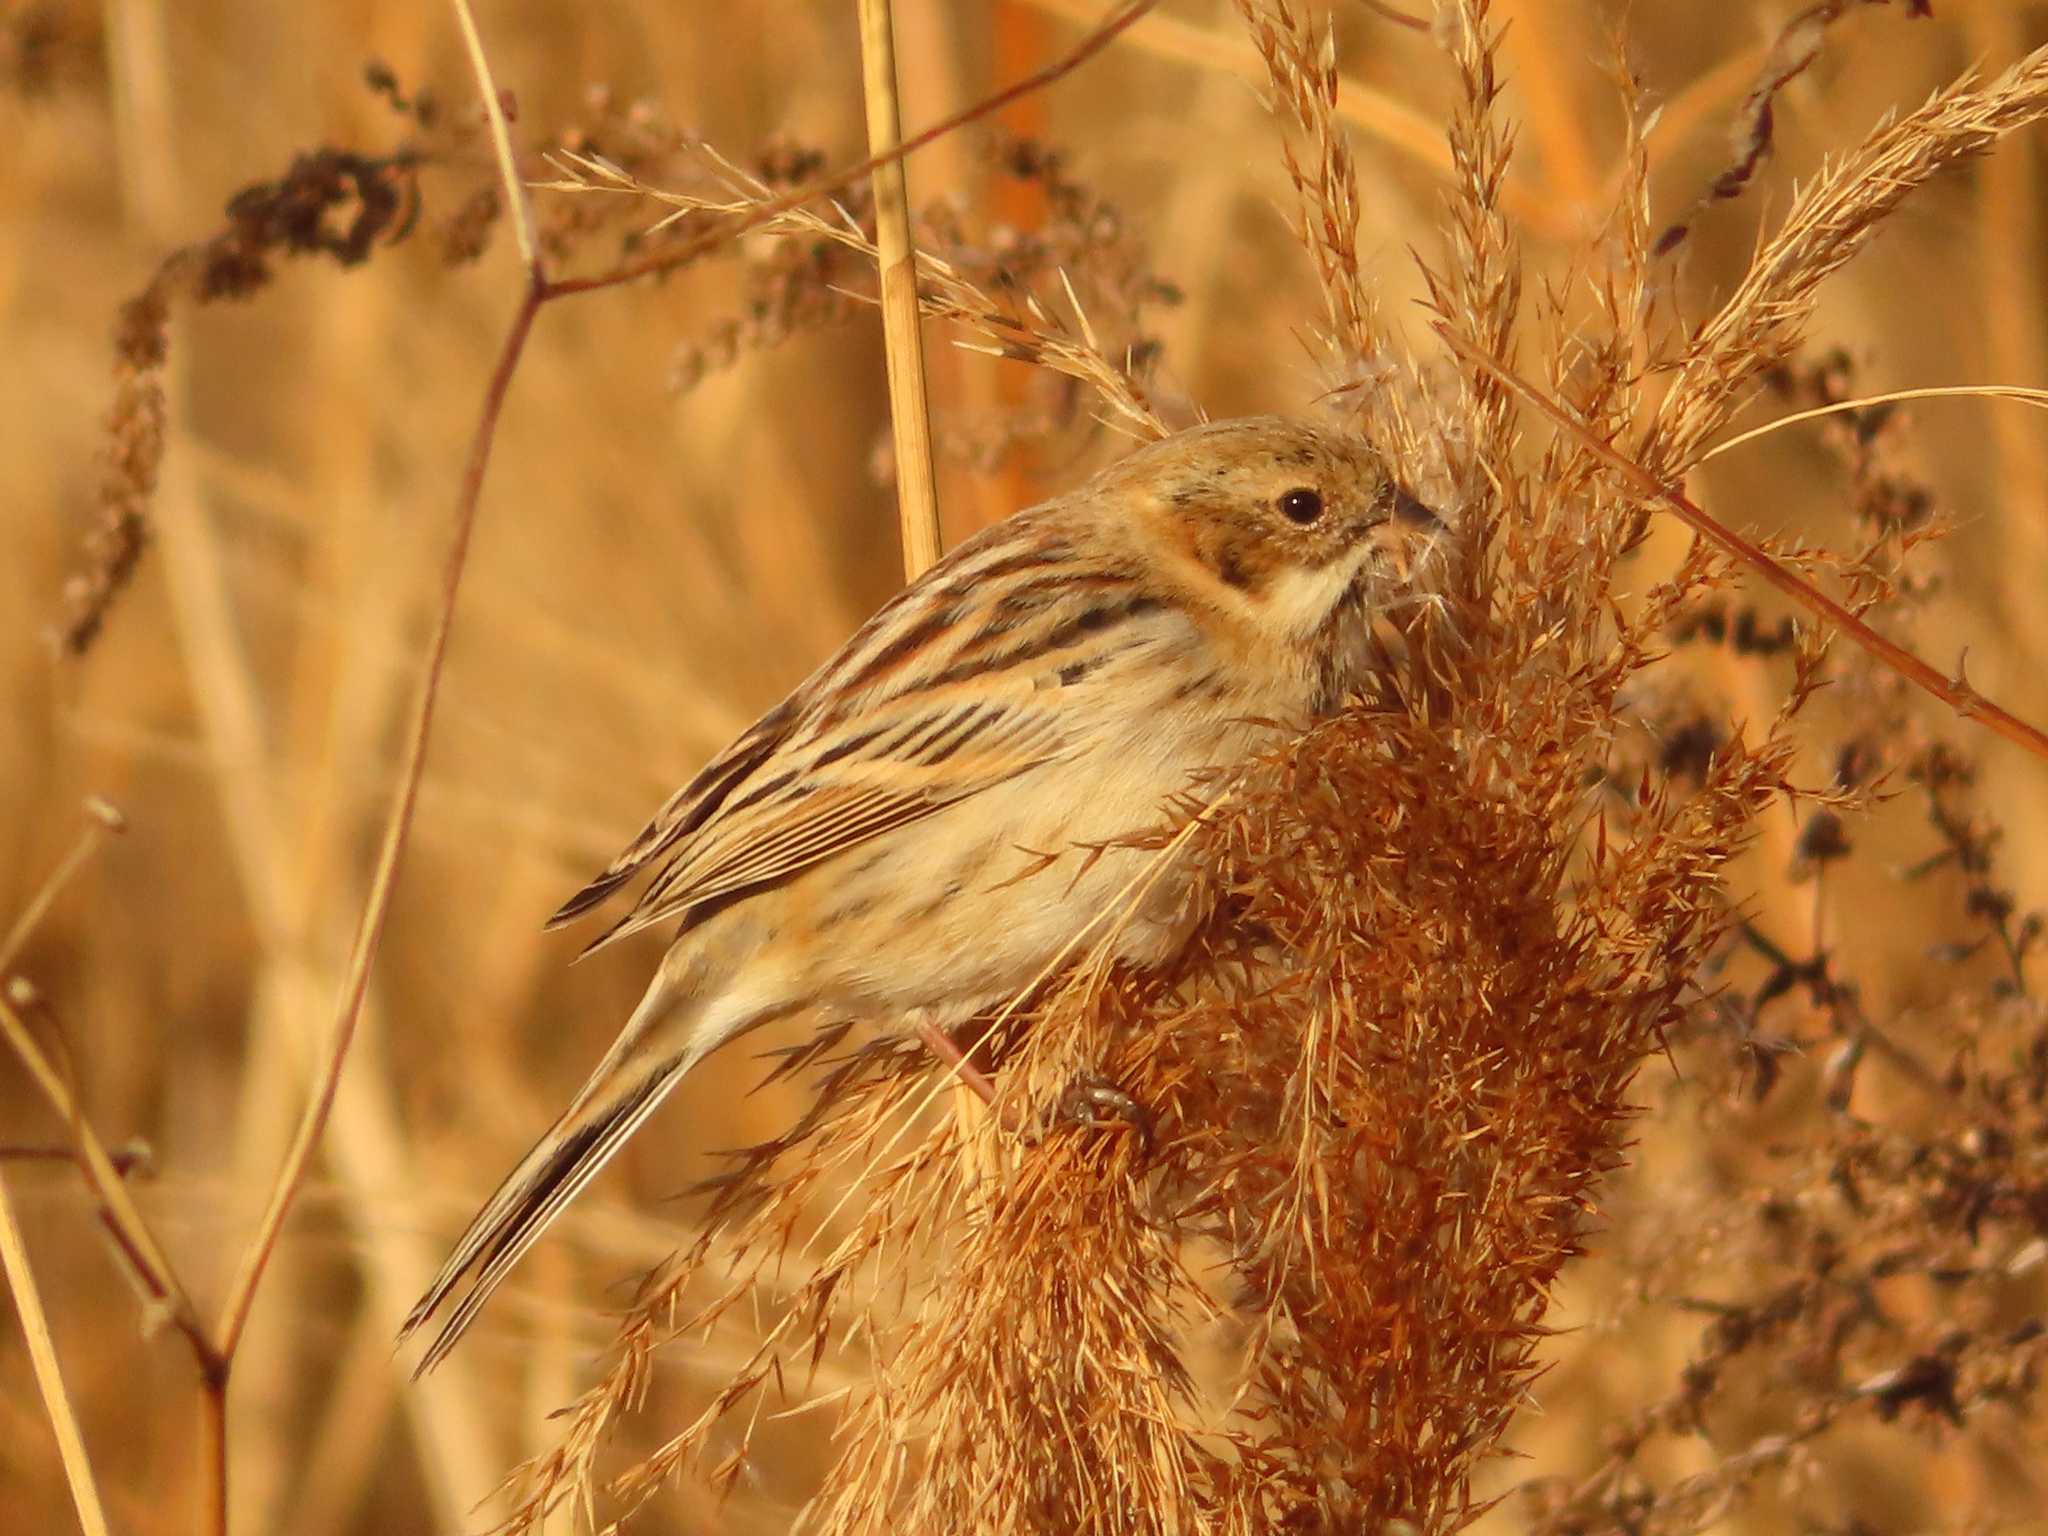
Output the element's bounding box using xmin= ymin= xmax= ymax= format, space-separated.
xmin=546 ymin=697 xmax=801 ymax=928
xmin=573 ymin=693 xmax=1068 ymax=955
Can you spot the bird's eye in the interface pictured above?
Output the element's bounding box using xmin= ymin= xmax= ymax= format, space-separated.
xmin=1278 ymin=487 xmax=1324 ymax=526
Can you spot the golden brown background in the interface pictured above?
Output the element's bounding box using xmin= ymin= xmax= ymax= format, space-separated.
xmin=3 ymin=1 xmax=2046 ymax=1531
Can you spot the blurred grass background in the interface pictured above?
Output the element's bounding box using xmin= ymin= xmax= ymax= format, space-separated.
xmin=3 ymin=1 xmax=2046 ymax=1530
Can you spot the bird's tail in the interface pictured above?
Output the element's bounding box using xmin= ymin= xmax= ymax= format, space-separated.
xmin=400 ymin=1044 xmax=691 ymax=1376
xmin=402 ymin=950 xmax=802 ymax=1375
xmin=401 ymin=958 xmax=804 ymax=1376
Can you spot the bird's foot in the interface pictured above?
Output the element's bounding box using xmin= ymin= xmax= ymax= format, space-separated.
xmin=1056 ymin=1073 xmax=1156 ymax=1155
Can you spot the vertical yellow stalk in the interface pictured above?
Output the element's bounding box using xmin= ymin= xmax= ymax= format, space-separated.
xmin=861 ymin=1 xmax=1000 ymax=1150
xmin=858 ymin=0 xmax=944 ymax=580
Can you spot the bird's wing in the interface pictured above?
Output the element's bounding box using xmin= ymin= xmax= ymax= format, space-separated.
xmin=546 ymin=501 xmax=1169 ymax=954
xmin=545 ymin=695 xmax=805 ymax=930
xmin=559 ymin=685 xmax=1073 ymax=955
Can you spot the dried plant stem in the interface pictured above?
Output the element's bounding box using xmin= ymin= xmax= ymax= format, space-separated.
xmin=0 ymin=801 xmax=124 ymax=973
xmin=1445 ymin=329 xmax=2048 ymax=767
xmin=858 ymin=0 xmax=943 ymax=578
xmin=0 ymin=794 xmax=202 ymax=1371
xmin=215 ymin=0 xmax=542 ymax=1364
xmin=0 ymin=1169 xmax=113 ymax=1536
xmin=194 ymin=10 xmax=541 ymax=1532
xmin=857 ymin=0 xmax=992 ymax=1140
xmin=0 ymin=997 xmax=206 ymax=1351
xmin=451 ymin=0 xmax=538 ymax=271
xmin=0 ymin=986 xmax=233 ymax=1531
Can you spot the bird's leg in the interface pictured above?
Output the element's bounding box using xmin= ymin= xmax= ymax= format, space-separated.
xmin=908 ymin=1017 xmax=1152 ymax=1154
xmin=911 ymin=1014 xmax=999 ymax=1107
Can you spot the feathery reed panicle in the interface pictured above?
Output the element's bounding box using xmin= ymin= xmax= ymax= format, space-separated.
xmin=1234 ymin=0 xmax=1385 ymax=372
xmin=1647 ymin=43 xmax=2048 ymax=475
xmin=545 ymin=144 xmax=1171 ymax=439
xmin=1427 ymin=0 xmax=1524 ymax=509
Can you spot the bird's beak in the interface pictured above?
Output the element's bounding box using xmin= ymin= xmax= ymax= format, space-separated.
xmin=1390 ymin=486 xmax=1442 ymax=531
xmin=1368 ymin=485 xmax=1444 ymax=580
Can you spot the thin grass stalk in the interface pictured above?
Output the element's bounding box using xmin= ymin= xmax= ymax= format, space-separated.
xmin=0 ymin=1169 xmax=113 ymax=1536
xmin=0 ymin=995 xmax=209 ymax=1353
xmin=0 ymin=803 xmax=123 ymax=974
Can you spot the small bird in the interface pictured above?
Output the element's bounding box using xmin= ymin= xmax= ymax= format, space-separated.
xmin=402 ymin=415 xmax=1441 ymax=1371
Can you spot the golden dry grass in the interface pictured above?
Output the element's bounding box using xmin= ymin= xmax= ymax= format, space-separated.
xmin=4 ymin=2 xmax=2048 ymax=1533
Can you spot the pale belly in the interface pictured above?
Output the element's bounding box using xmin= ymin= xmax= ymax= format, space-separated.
xmin=765 ymin=707 xmax=1285 ymax=1023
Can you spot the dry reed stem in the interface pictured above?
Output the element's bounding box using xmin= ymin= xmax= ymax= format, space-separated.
xmin=0 ymin=1170 xmax=111 ymax=1536
xmin=208 ymin=0 xmax=542 ymax=1365
xmin=0 ymin=806 xmax=237 ymax=1518
xmin=857 ymin=0 xmax=943 ymax=580
xmin=0 ymin=800 xmax=123 ymax=974
xmin=856 ymin=0 xmax=997 ymax=1155
xmin=100 ymin=185 xmax=496 ymax=1536
xmin=0 ymin=1000 xmax=209 ymax=1364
